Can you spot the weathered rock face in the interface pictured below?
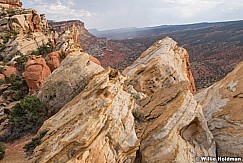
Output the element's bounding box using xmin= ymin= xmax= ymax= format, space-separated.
xmin=134 ymin=82 xmax=216 ymax=163
xmin=46 ymin=51 xmax=62 ymax=72
xmin=0 ymin=8 xmax=52 ymax=59
xmin=55 ymin=24 xmax=81 ymax=54
xmin=38 ymin=51 xmax=104 ymax=115
xmin=48 ymin=20 xmax=93 ymax=41
xmin=0 ymin=0 xmax=22 ymax=9
xmin=2 ymin=66 xmax=17 ymax=78
xmin=123 ymin=37 xmax=196 ymax=95
xmin=195 ymin=62 xmax=243 ymax=157
xmin=23 ymin=56 xmax=51 ymax=92
xmin=32 ymin=68 xmax=138 ymax=163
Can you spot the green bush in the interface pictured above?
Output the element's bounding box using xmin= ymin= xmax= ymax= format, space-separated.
xmin=0 ymin=96 xmax=47 ymax=142
xmin=31 ymin=42 xmax=53 ymax=57
xmin=0 ymin=44 xmax=6 ymax=52
xmin=6 ymin=9 xmax=16 ymax=16
xmin=3 ymin=30 xmax=19 ymax=44
xmin=24 ymin=130 xmax=48 ymax=156
xmin=0 ymin=143 xmax=5 ymax=160
xmin=14 ymin=55 xmax=28 ymax=72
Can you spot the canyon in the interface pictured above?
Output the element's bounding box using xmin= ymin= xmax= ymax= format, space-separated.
xmin=0 ymin=0 xmax=242 ymax=163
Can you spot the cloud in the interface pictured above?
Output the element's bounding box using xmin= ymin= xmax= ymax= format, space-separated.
xmin=23 ymin=0 xmax=243 ymax=30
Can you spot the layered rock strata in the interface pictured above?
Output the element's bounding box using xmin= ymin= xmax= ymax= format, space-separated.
xmin=0 ymin=0 xmax=22 ymax=9
xmin=195 ymin=62 xmax=243 ymax=157
xmin=0 ymin=7 xmax=52 ymax=59
xmin=32 ymin=68 xmax=138 ymax=163
xmin=134 ymin=82 xmax=216 ymax=162
xmin=123 ymin=37 xmax=196 ymax=95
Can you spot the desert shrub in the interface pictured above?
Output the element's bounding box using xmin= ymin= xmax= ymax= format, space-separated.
xmin=0 ymin=67 xmax=4 ymax=74
xmin=5 ymin=74 xmax=16 ymax=83
xmin=14 ymin=55 xmax=28 ymax=72
xmin=24 ymin=130 xmax=48 ymax=156
xmin=0 ymin=96 xmax=47 ymax=142
xmin=0 ymin=44 xmax=6 ymax=52
xmin=6 ymin=9 xmax=16 ymax=16
xmin=0 ymin=143 xmax=5 ymax=160
xmin=31 ymin=42 xmax=53 ymax=57
xmin=3 ymin=30 xmax=19 ymax=44
xmin=0 ymin=79 xmax=5 ymax=86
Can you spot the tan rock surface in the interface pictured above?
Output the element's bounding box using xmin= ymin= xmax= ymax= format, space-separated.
xmin=2 ymin=66 xmax=17 ymax=78
xmin=195 ymin=62 xmax=243 ymax=157
xmin=55 ymin=24 xmax=81 ymax=54
xmin=134 ymin=82 xmax=216 ymax=163
xmin=0 ymin=8 xmax=52 ymax=59
xmin=123 ymin=37 xmax=196 ymax=95
xmin=23 ymin=56 xmax=51 ymax=91
xmin=38 ymin=51 xmax=104 ymax=115
xmin=32 ymin=68 xmax=138 ymax=163
xmin=0 ymin=0 xmax=22 ymax=8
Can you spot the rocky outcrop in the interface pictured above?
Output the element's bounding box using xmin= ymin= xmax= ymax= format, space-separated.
xmin=195 ymin=62 xmax=243 ymax=157
xmin=2 ymin=66 xmax=17 ymax=78
xmin=134 ymin=82 xmax=216 ymax=162
xmin=32 ymin=68 xmax=138 ymax=163
xmin=0 ymin=8 xmax=52 ymax=59
xmin=46 ymin=51 xmax=62 ymax=72
xmin=123 ymin=37 xmax=196 ymax=95
xmin=54 ymin=24 xmax=81 ymax=54
xmin=0 ymin=0 xmax=22 ymax=9
xmin=48 ymin=20 xmax=93 ymax=41
xmin=23 ymin=56 xmax=51 ymax=92
xmin=37 ymin=51 xmax=104 ymax=115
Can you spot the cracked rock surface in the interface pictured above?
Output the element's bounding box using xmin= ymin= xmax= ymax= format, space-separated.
xmin=195 ymin=62 xmax=243 ymax=157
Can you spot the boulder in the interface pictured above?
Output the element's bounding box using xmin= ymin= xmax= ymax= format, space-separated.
xmin=32 ymin=68 xmax=138 ymax=163
xmin=46 ymin=51 xmax=62 ymax=72
xmin=37 ymin=51 xmax=104 ymax=115
xmin=195 ymin=62 xmax=243 ymax=157
xmin=23 ymin=56 xmax=51 ymax=92
xmin=2 ymin=66 xmax=17 ymax=78
xmin=123 ymin=37 xmax=196 ymax=95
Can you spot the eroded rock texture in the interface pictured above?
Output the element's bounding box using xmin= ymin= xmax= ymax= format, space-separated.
xmin=32 ymin=68 xmax=138 ymax=163
xmin=23 ymin=56 xmax=51 ymax=92
xmin=55 ymin=24 xmax=81 ymax=54
xmin=195 ymin=62 xmax=243 ymax=157
xmin=46 ymin=51 xmax=62 ymax=72
xmin=123 ymin=37 xmax=196 ymax=95
xmin=0 ymin=0 xmax=22 ymax=9
xmin=0 ymin=8 xmax=52 ymax=59
xmin=38 ymin=51 xmax=104 ymax=115
xmin=134 ymin=82 xmax=216 ymax=163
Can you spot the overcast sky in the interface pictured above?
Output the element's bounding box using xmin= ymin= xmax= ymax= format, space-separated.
xmin=22 ymin=0 xmax=243 ymax=30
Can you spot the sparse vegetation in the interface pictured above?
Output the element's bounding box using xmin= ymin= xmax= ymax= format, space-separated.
xmin=0 ymin=143 xmax=5 ymax=160
xmin=0 ymin=96 xmax=47 ymax=142
xmin=24 ymin=130 xmax=48 ymax=156
xmin=14 ymin=55 xmax=28 ymax=72
xmin=31 ymin=42 xmax=53 ymax=57
xmin=3 ymin=30 xmax=19 ymax=44
xmin=0 ymin=44 xmax=6 ymax=52
xmin=6 ymin=9 xmax=16 ymax=16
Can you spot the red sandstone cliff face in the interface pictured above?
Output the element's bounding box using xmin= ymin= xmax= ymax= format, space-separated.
xmin=0 ymin=0 xmax=22 ymax=9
